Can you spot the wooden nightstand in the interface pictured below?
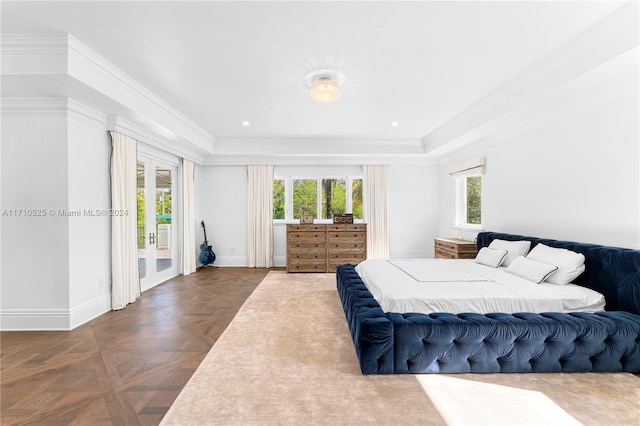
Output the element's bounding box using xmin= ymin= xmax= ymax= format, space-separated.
xmin=434 ymin=238 xmax=478 ymax=259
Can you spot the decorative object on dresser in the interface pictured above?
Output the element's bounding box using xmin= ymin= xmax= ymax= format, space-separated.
xmin=434 ymin=237 xmax=478 ymax=259
xmin=333 ymin=213 xmax=353 ymax=224
xmin=300 ymin=215 xmax=314 ymax=224
xmin=286 ymin=223 xmax=366 ymax=273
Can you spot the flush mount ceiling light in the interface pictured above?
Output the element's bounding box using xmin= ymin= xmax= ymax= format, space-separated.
xmin=305 ymin=69 xmax=346 ymax=103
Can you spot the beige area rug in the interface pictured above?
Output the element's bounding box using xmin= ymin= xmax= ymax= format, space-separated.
xmin=161 ymin=272 xmax=640 ymax=426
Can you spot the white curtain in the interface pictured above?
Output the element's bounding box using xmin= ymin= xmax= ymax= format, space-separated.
xmin=182 ymin=159 xmax=196 ymax=275
xmin=363 ymin=165 xmax=390 ymax=259
xmin=247 ymin=165 xmax=274 ymax=268
xmin=110 ymin=131 xmax=140 ymax=310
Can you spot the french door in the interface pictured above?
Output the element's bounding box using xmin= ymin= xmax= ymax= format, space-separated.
xmin=137 ymin=155 xmax=179 ymax=291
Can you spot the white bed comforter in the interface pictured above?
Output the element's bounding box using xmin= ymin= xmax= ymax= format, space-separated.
xmin=355 ymin=259 xmax=605 ymax=314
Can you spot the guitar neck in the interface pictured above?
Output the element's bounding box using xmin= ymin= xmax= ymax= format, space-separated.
xmin=202 ymin=222 xmax=209 ymax=245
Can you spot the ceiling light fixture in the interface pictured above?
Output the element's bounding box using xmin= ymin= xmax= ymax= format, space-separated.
xmin=305 ymin=69 xmax=346 ymax=103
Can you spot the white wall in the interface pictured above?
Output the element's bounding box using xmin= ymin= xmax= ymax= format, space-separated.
xmin=389 ymin=164 xmax=439 ymax=258
xmin=67 ymin=113 xmax=112 ymax=327
xmin=1 ymin=100 xmax=113 ymax=330
xmin=437 ymin=49 xmax=639 ymax=249
xmin=1 ymin=111 xmax=72 ymax=329
xmin=196 ymin=165 xmax=248 ymax=266
xmin=196 ymin=162 xmax=441 ymax=267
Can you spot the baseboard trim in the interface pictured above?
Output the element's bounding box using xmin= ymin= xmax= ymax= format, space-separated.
xmin=0 ymin=309 xmax=70 ymax=331
xmin=69 ymin=294 xmax=112 ymax=329
xmin=1 ymin=294 xmax=111 ymax=331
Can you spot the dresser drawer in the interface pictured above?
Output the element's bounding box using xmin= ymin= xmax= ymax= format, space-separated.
xmin=328 ymin=251 xmax=365 ymax=260
xmin=288 ymin=232 xmax=325 ymax=241
xmin=288 ymin=241 xmax=326 ymax=251
xmin=327 ymin=259 xmax=363 ymax=272
xmin=288 ymin=252 xmax=325 ymax=261
xmin=288 ymin=261 xmax=326 ymax=273
xmin=287 ymin=224 xmax=325 ymax=232
xmin=328 ymin=241 xmax=366 ymax=251
xmin=327 ymin=224 xmax=366 ymax=232
xmin=328 ymin=232 xmax=366 ymax=241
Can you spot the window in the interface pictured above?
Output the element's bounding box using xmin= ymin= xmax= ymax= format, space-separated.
xmin=450 ymin=157 xmax=484 ymax=228
xmin=456 ymin=175 xmax=482 ymax=227
xmin=273 ymin=179 xmax=285 ymax=219
xmin=293 ymin=179 xmax=317 ymax=219
xmin=273 ymin=176 xmax=363 ymax=222
xmin=321 ymin=178 xmax=346 ymax=219
xmin=465 ymin=176 xmax=482 ymax=225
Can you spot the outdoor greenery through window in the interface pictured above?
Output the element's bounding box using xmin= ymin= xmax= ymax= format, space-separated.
xmin=465 ymin=176 xmax=482 ymax=225
xmin=273 ymin=176 xmax=363 ymax=222
xmin=273 ymin=179 xmax=285 ymax=219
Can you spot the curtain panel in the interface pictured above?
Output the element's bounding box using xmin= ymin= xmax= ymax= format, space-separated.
xmin=363 ymin=164 xmax=390 ymax=259
xmin=110 ymin=131 xmax=140 ymax=310
xmin=247 ymin=165 xmax=274 ymax=268
xmin=182 ymin=159 xmax=196 ymax=275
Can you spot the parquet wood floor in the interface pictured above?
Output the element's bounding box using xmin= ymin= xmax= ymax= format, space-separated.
xmin=1 ymin=267 xmax=274 ymax=425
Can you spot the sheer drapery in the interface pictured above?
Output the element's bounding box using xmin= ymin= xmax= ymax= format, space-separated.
xmin=182 ymin=159 xmax=196 ymax=275
xmin=363 ymin=165 xmax=390 ymax=259
xmin=110 ymin=131 xmax=140 ymax=310
xmin=247 ymin=165 xmax=274 ymax=268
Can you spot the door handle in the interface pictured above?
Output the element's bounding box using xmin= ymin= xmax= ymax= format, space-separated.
xmin=149 ymin=233 xmax=156 ymax=245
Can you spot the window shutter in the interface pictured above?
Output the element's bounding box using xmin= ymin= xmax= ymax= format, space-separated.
xmin=449 ymin=157 xmax=485 ymax=178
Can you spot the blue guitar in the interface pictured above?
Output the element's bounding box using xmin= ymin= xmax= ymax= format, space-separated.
xmin=199 ymin=220 xmax=216 ymax=268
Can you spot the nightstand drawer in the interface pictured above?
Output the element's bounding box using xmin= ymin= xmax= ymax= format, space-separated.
xmin=434 ymin=238 xmax=478 ymax=259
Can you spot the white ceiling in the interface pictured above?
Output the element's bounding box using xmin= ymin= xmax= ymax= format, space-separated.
xmin=1 ymin=1 xmax=629 ymax=160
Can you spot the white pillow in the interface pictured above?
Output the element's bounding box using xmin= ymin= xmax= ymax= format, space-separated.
xmin=488 ymin=239 xmax=532 ymax=267
xmin=475 ymin=247 xmax=508 ymax=268
xmin=526 ymin=243 xmax=585 ymax=285
xmin=505 ymin=256 xmax=559 ymax=284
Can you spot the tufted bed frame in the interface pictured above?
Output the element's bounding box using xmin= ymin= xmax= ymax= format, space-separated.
xmin=336 ymin=231 xmax=640 ymax=374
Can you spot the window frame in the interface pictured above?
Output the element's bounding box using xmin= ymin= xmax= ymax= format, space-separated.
xmin=455 ymin=174 xmax=483 ymax=230
xmin=273 ymin=175 xmax=363 ymax=224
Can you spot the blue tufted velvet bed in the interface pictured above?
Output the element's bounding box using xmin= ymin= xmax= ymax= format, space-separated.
xmin=337 ymin=232 xmax=640 ymax=374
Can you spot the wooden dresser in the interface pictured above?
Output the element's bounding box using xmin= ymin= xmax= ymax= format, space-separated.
xmin=434 ymin=237 xmax=478 ymax=259
xmin=287 ymin=224 xmax=366 ymax=272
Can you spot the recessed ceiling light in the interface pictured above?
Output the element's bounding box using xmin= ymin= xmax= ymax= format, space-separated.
xmin=242 ymin=121 xmax=250 ymax=127
xmin=391 ymin=121 xmax=399 ymax=127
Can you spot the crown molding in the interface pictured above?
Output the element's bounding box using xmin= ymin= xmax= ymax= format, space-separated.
xmin=107 ymin=115 xmax=205 ymax=164
xmin=201 ymin=152 xmax=436 ymax=166
xmin=1 ymin=97 xmax=68 ymax=116
xmin=68 ymin=98 xmax=109 ymax=129
xmin=66 ymin=34 xmax=214 ymax=153
xmin=2 ymin=32 xmax=215 ymax=156
xmin=2 ymin=97 xmax=108 ymax=129
xmin=0 ymin=33 xmax=68 ymax=55
xmin=212 ymin=136 xmax=425 ymax=157
xmin=421 ymin=1 xmax=639 ymax=157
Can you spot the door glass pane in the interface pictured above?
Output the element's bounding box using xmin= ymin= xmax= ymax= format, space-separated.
xmin=321 ymin=178 xmax=346 ymax=219
xmin=292 ymin=179 xmax=316 ymax=219
xmin=156 ymin=167 xmax=172 ymax=272
xmin=137 ymin=162 xmax=146 ymax=278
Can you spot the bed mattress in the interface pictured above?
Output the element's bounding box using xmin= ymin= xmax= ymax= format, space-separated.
xmin=355 ymin=259 xmax=605 ymax=314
